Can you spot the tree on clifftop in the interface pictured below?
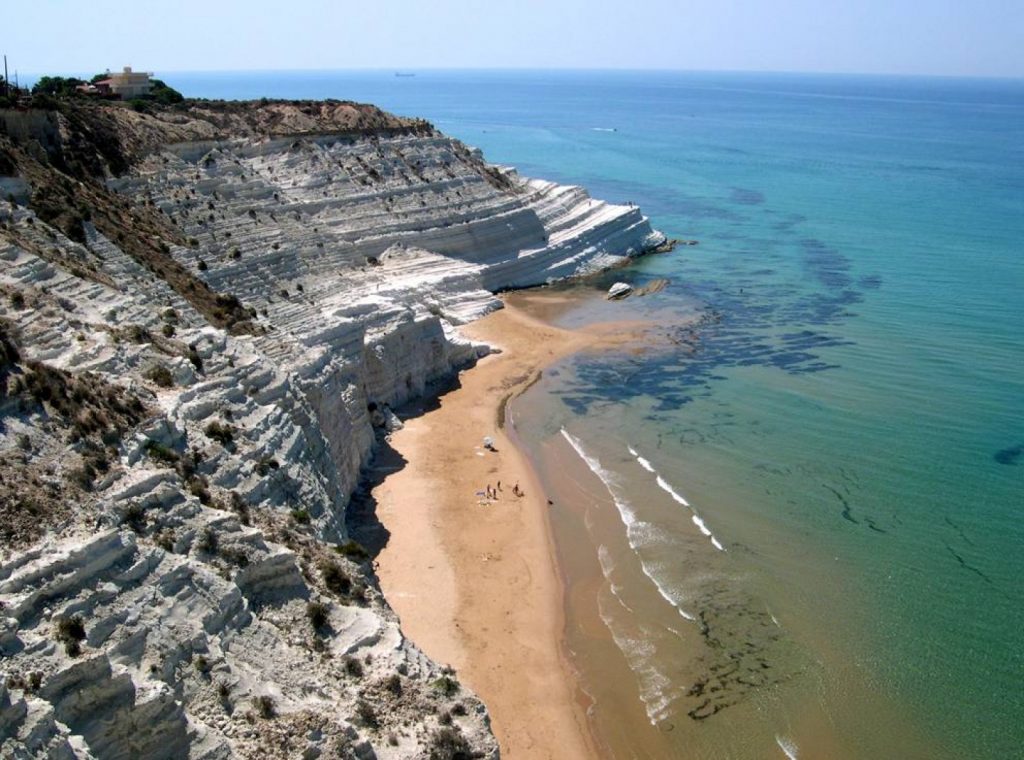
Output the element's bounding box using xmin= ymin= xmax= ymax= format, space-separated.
xmin=32 ymin=76 xmax=86 ymax=97
xmin=148 ymin=79 xmax=184 ymax=105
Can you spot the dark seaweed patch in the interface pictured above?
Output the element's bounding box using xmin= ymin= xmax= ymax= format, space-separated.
xmin=552 ymin=190 xmax=880 ymax=419
xmin=858 ymin=274 xmax=883 ymax=289
xmin=682 ymin=588 xmax=799 ymax=722
xmin=576 ymin=175 xmax=748 ymax=222
xmin=773 ymin=213 xmax=807 ymax=232
xmin=730 ymin=187 xmax=765 ymax=205
xmin=944 ymin=516 xmax=975 ymax=546
xmin=864 ymin=518 xmax=887 ymax=534
xmin=945 ymin=544 xmax=996 ymax=587
xmin=800 ymin=238 xmax=853 ymax=290
xmin=824 ymin=484 xmax=859 ymax=525
xmin=993 ymin=443 xmax=1023 ymax=465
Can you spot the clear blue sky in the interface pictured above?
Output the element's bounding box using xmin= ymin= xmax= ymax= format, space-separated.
xmin=5 ymin=0 xmax=1022 ymax=78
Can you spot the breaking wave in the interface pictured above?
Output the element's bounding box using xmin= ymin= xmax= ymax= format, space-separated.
xmin=596 ymin=592 xmax=679 ymax=725
xmin=776 ymin=735 xmax=800 ymax=759
xmin=562 ymin=429 xmax=696 ymax=623
xmin=628 ymin=446 xmax=726 ymax=552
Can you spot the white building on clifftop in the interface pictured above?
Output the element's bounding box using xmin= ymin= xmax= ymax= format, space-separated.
xmin=94 ymin=67 xmax=152 ymax=99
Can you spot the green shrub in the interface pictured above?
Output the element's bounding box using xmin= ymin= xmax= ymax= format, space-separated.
xmin=307 ymin=601 xmax=329 ymax=630
xmin=385 ymin=673 xmax=402 ymax=696
xmin=429 ymin=727 xmax=471 ymax=760
xmin=256 ymin=456 xmax=279 ymax=476
xmin=291 ymin=508 xmax=311 ymax=525
xmin=69 ymin=463 xmax=95 ymax=491
xmin=432 ymin=675 xmax=459 ymax=697
xmin=122 ymin=503 xmax=147 ymax=533
xmin=355 ymin=699 xmax=378 ymax=728
xmin=321 ymin=560 xmax=351 ymax=596
xmin=344 ymin=656 xmax=363 ymax=678
xmin=335 ymin=539 xmax=369 ymax=561
xmin=55 ymin=615 xmax=86 ymax=656
xmin=125 ymin=325 xmax=151 ymax=343
xmin=226 ymin=491 xmax=251 ymax=525
xmin=204 ymin=420 xmax=235 ymax=445
xmin=254 ymin=694 xmax=275 ymax=719
xmin=145 ymin=365 xmax=174 ymax=388
xmin=144 ymin=440 xmax=179 ymax=465
xmin=156 ymin=530 xmax=176 ymax=552
xmin=187 ymin=476 xmax=212 ymax=505
xmin=194 ymin=655 xmax=210 ymax=675
xmin=197 ymin=527 xmax=218 ymax=554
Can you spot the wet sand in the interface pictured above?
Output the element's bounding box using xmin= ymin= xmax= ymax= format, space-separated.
xmin=372 ymin=293 xmax=646 ymax=759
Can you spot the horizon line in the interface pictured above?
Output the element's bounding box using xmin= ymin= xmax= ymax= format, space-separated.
xmin=11 ymin=65 xmax=1024 ymax=84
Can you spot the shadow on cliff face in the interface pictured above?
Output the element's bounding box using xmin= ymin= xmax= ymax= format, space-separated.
xmin=347 ymin=375 xmax=462 ymax=559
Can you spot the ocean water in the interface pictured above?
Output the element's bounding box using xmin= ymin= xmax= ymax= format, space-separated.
xmin=167 ymin=70 xmax=1024 ymax=757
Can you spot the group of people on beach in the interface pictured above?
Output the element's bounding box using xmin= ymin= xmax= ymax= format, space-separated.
xmin=483 ymin=481 xmax=524 ymax=500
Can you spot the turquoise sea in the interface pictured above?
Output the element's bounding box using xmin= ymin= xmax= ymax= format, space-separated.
xmin=168 ymin=70 xmax=1022 ymax=757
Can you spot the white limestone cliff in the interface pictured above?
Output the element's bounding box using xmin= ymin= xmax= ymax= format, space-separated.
xmin=0 ymin=110 xmax=663 ymax=759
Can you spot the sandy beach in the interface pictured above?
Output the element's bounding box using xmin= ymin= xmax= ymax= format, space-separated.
xmin=371 ymin=293 xmax=645 ymax=759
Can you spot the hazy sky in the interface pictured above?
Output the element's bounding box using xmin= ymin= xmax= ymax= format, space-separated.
xmin=5 ymin=0 xmax=1022 ymax=78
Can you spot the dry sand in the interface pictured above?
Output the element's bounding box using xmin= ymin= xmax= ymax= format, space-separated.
xmin=372 ymin=294 xmax=646 ymax=759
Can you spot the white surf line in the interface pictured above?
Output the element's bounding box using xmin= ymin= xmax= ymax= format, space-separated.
xmin=562 ymin=429 xmax=696 ymax=622
xmin=775 ymin=735 xmax=800 ymax=759
xmin=627 ymin=445 xmax=656 ymax=473
xmin=628 ymin=445 xmax=726 ymax=552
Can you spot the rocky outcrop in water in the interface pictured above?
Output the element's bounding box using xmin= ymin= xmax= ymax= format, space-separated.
xmin=0 ymin=98 xmax=663 ymax=758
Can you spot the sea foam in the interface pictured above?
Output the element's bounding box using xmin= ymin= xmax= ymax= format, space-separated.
xmin=596 ymin=592 xmax=680 ymax=725
xmin=627 ymin=446 xmax=657 ymax=473
xmin=775 ymin=735 xmax=800 ymax=759
xmin=563 ymin=429 xmax=696 ymax=622
xmin=629 ymin=446 xmax=726 ymax=552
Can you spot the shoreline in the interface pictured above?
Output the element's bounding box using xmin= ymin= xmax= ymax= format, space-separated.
xmin=371 ymin=293 xmax=648 ymax=758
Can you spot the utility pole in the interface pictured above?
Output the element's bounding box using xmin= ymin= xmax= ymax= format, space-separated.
xmin=3 ymin=55 xmax=8 ymax=97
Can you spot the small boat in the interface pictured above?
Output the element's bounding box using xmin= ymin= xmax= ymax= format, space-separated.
xmin=607 ymin=282 xmax=632 ymax=300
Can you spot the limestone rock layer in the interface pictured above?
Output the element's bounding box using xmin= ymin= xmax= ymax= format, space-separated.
xmin=0 ymin=100 xmax=663 ymax=758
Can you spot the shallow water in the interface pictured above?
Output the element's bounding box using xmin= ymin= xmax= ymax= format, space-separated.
xmin=177 ymin=70 xmax=1024 ymax=757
